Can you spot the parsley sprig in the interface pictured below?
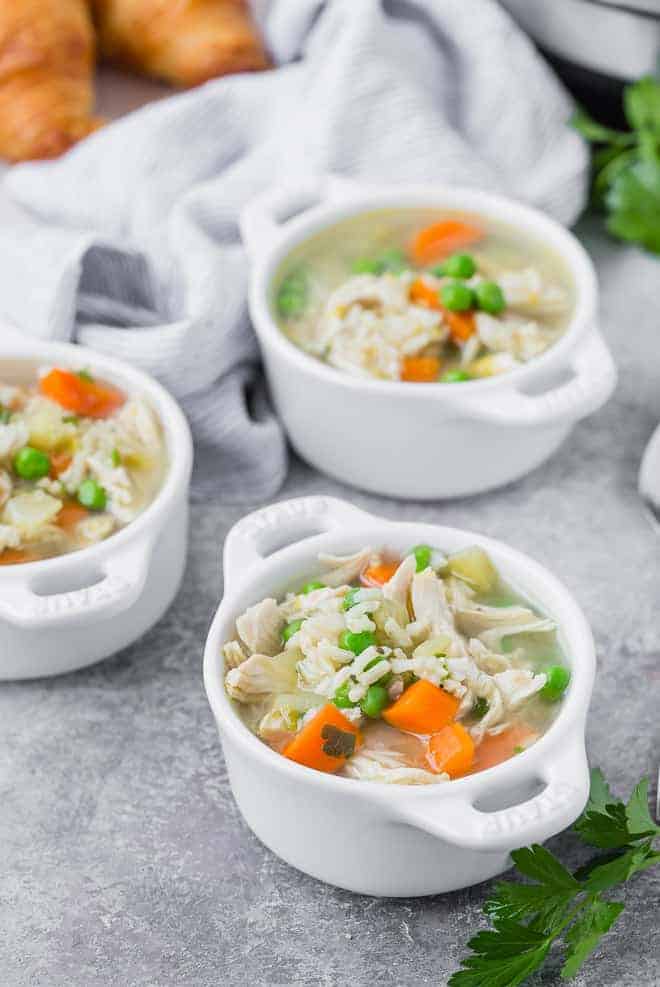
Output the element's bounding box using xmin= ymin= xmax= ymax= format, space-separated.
xmin=572 ymin=75 xmax=660 ymax=254
xmin=450 ymin=769 xmax=660 ymax=986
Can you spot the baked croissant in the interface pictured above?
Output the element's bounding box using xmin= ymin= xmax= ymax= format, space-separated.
xmin=0 ymin=0 xmax=100 ymax=162
xmin=91 ymin=0 xmax=271 ymax=88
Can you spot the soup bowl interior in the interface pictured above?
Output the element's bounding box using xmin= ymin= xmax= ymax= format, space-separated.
xmin=0 ymin=346 xmax=191 ymax=575
xmin=0 ymin=333 xmax=193 ymax=677
xmin=204 ymin=496 xmax=595 ymax=894
xmin=247 ymin=180 xmax=599 ymax=395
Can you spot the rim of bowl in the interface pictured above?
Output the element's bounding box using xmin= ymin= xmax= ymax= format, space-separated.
xmin=0 ymin=335 xmax=193 ymax=576
xmin=247 ymin=184 xmax=599 ymax=399
xmin=204 ymin=519 xmax=595 ymax=801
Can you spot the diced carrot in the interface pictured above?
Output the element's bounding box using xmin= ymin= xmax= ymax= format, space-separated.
xmin=361 ymin=560 xmax=401 ymax=587
xmin=56 ymin=501 xmax=89 ymax=530
xmin=445 ymin=310 xmax=476 ymax=344
xmin=410 ymin=220 xmax=484 ymax=265
xmin=283 ymin=704 xmax=360 ymax=774
xmin=0 ymin=548 xmax=38 ymax=565
xmin=39 ymin=369 xmax=125 ymax=419
xmin=401 ymin=356 xmax=441 ymax=383
xmin=471 ymin=723 xmax=538 ymax=773
xmin=409 ymin=278 xmax=443 ymax=310
xmin=409 ymin=278 xmax=476 ymax=344
xmin=427 ymin=722 xmax=475 ymax=777
xmin=382 ymin=679 xmax=460 ymax=734
xmin=50 ymin=452 xmax=72 ymax=476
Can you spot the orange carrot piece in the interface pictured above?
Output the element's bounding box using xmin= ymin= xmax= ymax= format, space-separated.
xmin=410 ymin=219 xmax=484 ymax=265
xmin=57 ymin=501 xmax=89 ymax=530
xmin=409 ymin=278 xmax=476 ymax=343
xmin=401 ymin=356 xmax=441 ymax=383
xmin=471 ymin=723 xmax=538 ymax=773
xmin=0 ymin=548 xmax=38 ymax=565
xmin=409 ymin=278 xmax=443 ymax=310
xmin=382 ymin=679 xmax=460 ymax=734
xmin=427 ymin=722 xmax=475 ymax=777
xmin=50 ymin=452 xmax=72 ymax=476
xmin=39 ymin=369 xmax=125 ymax=419
xmin=283 ymin=704 xmax=360 ymax=774
xmin=445 ymin=310 xmax=476 ymax=344
xmin=361 ymin=560 xmax=401 ymax=587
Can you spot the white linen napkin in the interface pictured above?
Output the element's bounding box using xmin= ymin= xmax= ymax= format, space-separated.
xmin=0 ymin=0 xmax=588 ymax=501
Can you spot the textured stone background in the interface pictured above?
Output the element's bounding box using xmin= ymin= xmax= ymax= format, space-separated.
xmin=2 ymin=219 xmax=659 ymax=987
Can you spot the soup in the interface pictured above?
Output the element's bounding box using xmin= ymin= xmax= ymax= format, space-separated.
xmin=273 ymin=209 xmax=573 ymax=383
xmin=223 ymin=543 xmax=570 ymax=783
xmin=0 ymin=365 xmax=166 ymax=563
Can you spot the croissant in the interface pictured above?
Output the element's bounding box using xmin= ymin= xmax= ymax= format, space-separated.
xmin=91 ymin=0 xmax=271 ymax=88
xmin=0 ymin=0 xmax=100 ymax=162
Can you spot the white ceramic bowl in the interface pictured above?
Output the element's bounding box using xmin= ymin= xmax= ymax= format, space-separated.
xmin=204 ymin=495 xmax=595 ymax=897
xmin=241 ymin=176 xmax=617 ymax=499
xmin=0 ymin=331 xmax=193 ymax=680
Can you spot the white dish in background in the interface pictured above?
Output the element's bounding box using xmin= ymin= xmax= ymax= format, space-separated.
xmin=0 ymin=330 xmax=193 ymax=680
xmin=204 ymin=496 xmax=595 ymax=897
xmin=241 ymin=176 xmax=617 ymax=500
xmin=639 ymin=421 xmax=660 ymax=531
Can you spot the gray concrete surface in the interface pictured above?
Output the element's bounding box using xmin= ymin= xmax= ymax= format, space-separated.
xmin=1 ymin=219 xmax=659 ymax=986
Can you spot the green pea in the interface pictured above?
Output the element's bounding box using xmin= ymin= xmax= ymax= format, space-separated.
xmin=0 ymin=405 xmax=11 ymax=424
xmin=111 ymin=448 xmax=122 ymax=467
xmin=276 ymin=269 xmax=308 ymax=318
xmin=333 ymin=680 xmax=359 ymax=709
xmin=442 ymin=253 xmax=477 ymax=279
xmin=13 ymin=446 xmax=51 ymax=480
xmin=342 ymin=588 xmax=361 ymax=611
xmin=513 ymin=745 xmax=524 ymax=755
xmin=352 ymin=248 xmax=408 ymax=277
xmin=440 ymin=280 xmax=475 ymax=312
xmin=541 ymin=665 xmax=571 ymax=702
xmin=475 ymin=280 xmax=505 ymax=315
xmin=472 ymin=697 xmax=489 ymax=720
xmin=441 ymin=369 xmax=471 ymax=383
xmin=378 ymin=248 xmax=408 ymax=274
xmin=338 ymin=629 xmax=376 ymax=655
xmin=360 ymin=684 xmax=390 ymax=719
xmin=62 ymin=415 xmax=79 ymax=425
xmin=410 ymin=544 xmax=432 ymax=572
xmin=77 ymin=478 xmax=107 ymax=511
xmin=301 ymin=580 xmax=324 ymax=594
xmin=77 ymin=369 xmax=94 ymax=382
xmin=282 ymin=619 xmax=304 ymax=644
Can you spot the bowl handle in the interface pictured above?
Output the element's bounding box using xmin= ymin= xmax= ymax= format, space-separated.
xmin=454 ymin=328 xmax=617 ymax=427
xmin=223 ymin=495 xmax=375 ymax=593
xmin=394 ymin=733 xmax=589 ymax=852
xmin=0 ymin=537 xmax=153 ymax=629
xmin=240 ymin=174 xmax=359 ymax=260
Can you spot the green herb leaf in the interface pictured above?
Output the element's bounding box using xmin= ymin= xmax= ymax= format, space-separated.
xmin=449 ymin=919 xmax=551 ymax=987
xmin=573 ymin=75 xmax=660 ymax=254
xmin=320 ymin=724 xmax=356 ymax=758
xmin=574 ymin=770 xmax=632 ymax=849
xmin=510 ymin=844 xmax=580 ymax=891
xmin=582 ymin=842 xmax=660 ymax=893
xmin=625 ymin=777 xmax=660 ymax=839
xmin=571 ymin=107 xmax=633 ymax=147
xmin=606 ymin=158 xmax=660 ymax=254
xmin=485 ymin=881 xmax=574 ymax=932
xmin=560 ymin=898 xmax=624 ymax=980
xmin=451 ymin=769 xmax=660 ymax=986
xmin=624 ymin=75 xmax=660 ymax=134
